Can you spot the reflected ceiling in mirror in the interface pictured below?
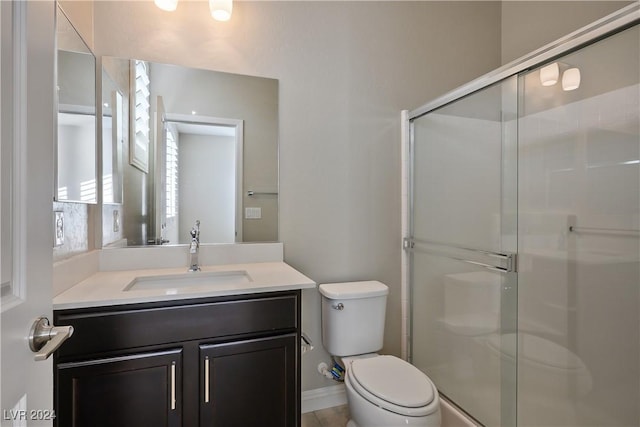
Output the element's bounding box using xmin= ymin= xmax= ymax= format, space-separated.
xmin=101 ymin=57 xmax=279 ymax=248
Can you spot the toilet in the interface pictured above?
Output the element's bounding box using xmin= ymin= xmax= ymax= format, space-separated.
xmin=319 ymin=281 xmax=441 ymax=427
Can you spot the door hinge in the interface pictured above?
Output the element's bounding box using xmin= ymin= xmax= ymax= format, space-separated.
xmin=402 ymin=237 xmax=415 ymax=251
xmin=506 ymin=253 xmax=518 ymax=273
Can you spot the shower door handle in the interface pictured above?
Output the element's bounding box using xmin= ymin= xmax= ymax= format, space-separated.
xmin=405 ymin=237 xmax=517 ymax=273
xmin=431 ymin=252 xmax=516 ymax=274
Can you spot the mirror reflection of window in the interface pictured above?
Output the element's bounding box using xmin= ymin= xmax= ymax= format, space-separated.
xmin=131 ymin=60 xmax=150 ymax=172
xmin=161 ymin=125 xmax=180 ymax=245
xmin=166 ymin=127 xmax=179 ymax=220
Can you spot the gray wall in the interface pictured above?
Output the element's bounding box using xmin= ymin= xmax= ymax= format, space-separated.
xmin=501 ymin=1 xmax=633 ymax=64
xmin=58 ymin=1 xmax=94 ymax=50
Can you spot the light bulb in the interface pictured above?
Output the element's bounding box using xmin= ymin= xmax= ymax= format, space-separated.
xmin=562 ymin=68 xmax=581 ymax=91
xmin=539 ymin=63 xmax=559 ymax=86
xmin=154 ymin=0 xmax=178 ymax=12
xmin=210 ymin=0 xmax=232 ymax=21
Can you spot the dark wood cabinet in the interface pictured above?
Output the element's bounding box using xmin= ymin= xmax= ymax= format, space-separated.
xmin=200 ymin=334 xmax=297 ymax=427
xmin=56 ymin=349 xmax=182 ymax=427
xmin=54 ymin=291 xmax=301 ymax=427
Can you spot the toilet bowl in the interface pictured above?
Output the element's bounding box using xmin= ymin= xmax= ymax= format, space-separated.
xmin=343 ymin=355 xmax=441 ymax=427
xmin=319 ymin=281 xmax=441 ymax=427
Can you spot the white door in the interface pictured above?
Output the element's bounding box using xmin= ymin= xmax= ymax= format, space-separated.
xmin=1 ymin=2 xmax=59 ymax=425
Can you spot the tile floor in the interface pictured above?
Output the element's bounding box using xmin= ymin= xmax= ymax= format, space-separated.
xmin=301 ymin=405 xmax=350 ymax=427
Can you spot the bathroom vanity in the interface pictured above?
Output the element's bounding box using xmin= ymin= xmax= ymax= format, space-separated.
xmin=52 ymin=260 xmax=314 ymax=427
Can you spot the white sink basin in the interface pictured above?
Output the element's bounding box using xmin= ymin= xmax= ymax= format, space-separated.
xmin=125 ymin=270 xmax=252 ymax=292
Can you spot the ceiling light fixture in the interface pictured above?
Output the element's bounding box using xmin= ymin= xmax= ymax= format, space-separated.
xmin=209 ymin=0 xmax=233 ymax=21
xmin=154 ymin=0 xmax=233 ymax=21
xmin=539 ymin=63 xmax=559 ymax=86
xmin=562 ymin=68 xmax=581 ymax=91
xmin=154 ymin=0 xmax=178 ymax=12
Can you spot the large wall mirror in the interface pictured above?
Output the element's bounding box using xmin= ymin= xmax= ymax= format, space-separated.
xmin=101 ymin=57 xmax=279 ymax=247
xmin=55 ymin=6 xmax=97 ymax=203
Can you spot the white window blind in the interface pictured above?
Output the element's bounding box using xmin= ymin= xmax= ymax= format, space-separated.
xmin=165 ymin=128 xmax=178 ymax=219
xmin=134 ymin=60 xmax=150 ymax=157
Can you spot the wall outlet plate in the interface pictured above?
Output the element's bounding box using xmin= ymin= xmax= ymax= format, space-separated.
xmin=54 ymin=211 xmax=64 ymax=247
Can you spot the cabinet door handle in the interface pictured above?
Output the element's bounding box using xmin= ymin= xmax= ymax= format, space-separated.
xmin=204 ymin=356 xmax=210 ymax=403
xmin=171 ymin=361 xmax=176 ymax=410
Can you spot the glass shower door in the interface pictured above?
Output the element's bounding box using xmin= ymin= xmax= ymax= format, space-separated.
xmin=517 ymin=24 xmax=639 ymax=427
xmin=409 ymin=77 xmax=518 ymax=426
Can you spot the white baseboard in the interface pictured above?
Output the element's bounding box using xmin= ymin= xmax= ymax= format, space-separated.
xmin=301 ymin=384 xmax=347 ymax=414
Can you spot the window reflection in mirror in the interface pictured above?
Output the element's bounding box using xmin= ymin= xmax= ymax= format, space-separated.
xmin=56 ymin=6 xmax=96 ymax=203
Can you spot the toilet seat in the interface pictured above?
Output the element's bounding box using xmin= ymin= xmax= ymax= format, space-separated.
xmin=348 ymin=355 xmax=438 ymax=417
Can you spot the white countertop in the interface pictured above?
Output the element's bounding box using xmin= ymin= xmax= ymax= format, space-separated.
xmin=53 ymin=261 xmax=316 ymax=310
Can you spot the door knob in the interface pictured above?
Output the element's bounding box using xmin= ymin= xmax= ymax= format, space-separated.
xmin=28 ymin=316 xmax=74 ymax=361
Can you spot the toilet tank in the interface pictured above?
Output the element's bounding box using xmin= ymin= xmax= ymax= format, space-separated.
xmin=319 ymin=281 xmax=389 ymax=357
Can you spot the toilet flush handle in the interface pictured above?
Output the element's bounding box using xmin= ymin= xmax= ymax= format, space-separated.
xmin=332 ymin=303 xmax=344 ymax=311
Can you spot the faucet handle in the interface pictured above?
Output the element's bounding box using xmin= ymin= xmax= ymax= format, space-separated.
xmin=188 ymin=220 xmax=201 ymax=272
xmin=191 ymin=220 xmax=201 ymax=239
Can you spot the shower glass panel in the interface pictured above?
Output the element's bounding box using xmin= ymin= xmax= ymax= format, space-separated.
xmin=517 ymin=24 xmax=639 ymax=427
xmin=410 ymin=77 xmax=518 ymax=427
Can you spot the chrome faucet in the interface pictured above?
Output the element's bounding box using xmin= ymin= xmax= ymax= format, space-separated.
xmin=188 ymin=220 xmax=201 ymax=272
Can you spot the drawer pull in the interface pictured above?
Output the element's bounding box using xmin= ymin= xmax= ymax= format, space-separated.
xmin=171 ymin=362 xmax=176 ymax=410
xmin=204 ymin=356 xmax=210 ymax=403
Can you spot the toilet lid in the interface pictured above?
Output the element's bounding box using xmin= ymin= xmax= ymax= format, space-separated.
xmin=350 ymin=355 xmax=436 ymax=408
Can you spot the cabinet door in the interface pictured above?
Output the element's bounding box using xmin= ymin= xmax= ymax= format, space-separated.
xmin=200 ymin=334 xmax=298 ymax=427
xmin=56 ymin=349 xmax=182 ymax=427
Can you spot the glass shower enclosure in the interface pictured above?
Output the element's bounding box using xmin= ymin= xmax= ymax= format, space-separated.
xmin=407 ymin=6 xmax=639 ymax=426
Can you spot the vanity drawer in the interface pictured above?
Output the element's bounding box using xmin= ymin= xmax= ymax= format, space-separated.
xmin=55 ymin=292 xmax=298 ymax=360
